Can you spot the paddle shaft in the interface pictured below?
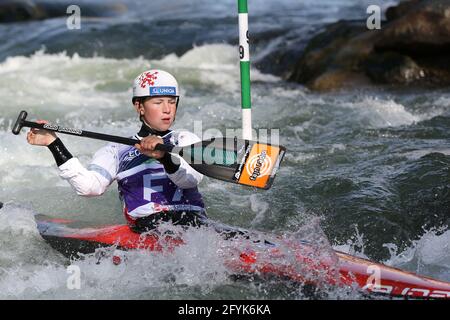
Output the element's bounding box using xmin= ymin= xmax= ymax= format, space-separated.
xmin=12 ymin=111 xmax=173 ymax=152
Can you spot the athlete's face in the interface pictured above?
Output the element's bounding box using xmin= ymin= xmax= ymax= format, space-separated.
xmin=135 ymin=96 xmax=177 ymax=131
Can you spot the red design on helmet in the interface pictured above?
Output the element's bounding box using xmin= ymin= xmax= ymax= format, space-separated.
xmin=139 ymin=71 xmax=159 ymax=88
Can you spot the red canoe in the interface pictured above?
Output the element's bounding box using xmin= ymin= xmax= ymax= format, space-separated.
xmin=36 ymin=214 xmax=450 ymax=299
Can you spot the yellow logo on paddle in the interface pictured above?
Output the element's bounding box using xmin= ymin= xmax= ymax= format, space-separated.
xmin=238 ymin=143 xmax=280 ymax=188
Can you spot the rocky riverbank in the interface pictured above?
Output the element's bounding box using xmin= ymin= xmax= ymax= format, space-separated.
xmin=288 ymin=0 xmax=450 ymax=91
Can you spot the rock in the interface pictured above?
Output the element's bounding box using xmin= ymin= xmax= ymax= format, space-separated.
xmin=0 ymin=0 xmax=126 ymax=23
xmin=309 ymin=70 xmax=371 ymax=91
xmin=373 ymin=0 xmax=450 ymax=86
xmin=288 ymin=0 xmax=450 ymax=90
xmin=289 ymin=20 xmax=371 ymax=88
xmin=254 ymin=48 xmax=302 ymax=78
xmin=385 ymin=0 xmax=420 ymax=21
xmin=0 ymin=1 xmax=46 ymax=22
xmin=364 ymin=52 xmax=426 ymax=84
xmin=376 ymin=1 xmax=450 ymax=54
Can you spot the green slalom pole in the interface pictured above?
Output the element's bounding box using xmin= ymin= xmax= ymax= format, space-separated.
xmin=238 ymin=0 xmax=252 ymax=140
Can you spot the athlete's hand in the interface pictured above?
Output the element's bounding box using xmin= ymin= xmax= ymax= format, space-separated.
xmin=135 ymin=136 xmax=165 ymax=159
xmin=26 ymin=120 xmax=57 ymax=146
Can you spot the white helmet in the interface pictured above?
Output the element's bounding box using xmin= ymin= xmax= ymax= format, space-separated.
xmin=132 ymin=69 xmax=179 ymax=105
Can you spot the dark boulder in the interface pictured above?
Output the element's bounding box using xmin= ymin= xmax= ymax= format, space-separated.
xmin=385 ymin=0 xmax=421 ymax=21
xmin=0 ymin=0 xmax=126 ymax=23
xmin=288 ymin=20 xmax=374 ymax=90
xmin=288 ymin=0 xmax=450 ymax=91
xmin=364 ymin=52 xmax=425 ymax=85
xmin=0 ymin=1 xmax=46 ymax=22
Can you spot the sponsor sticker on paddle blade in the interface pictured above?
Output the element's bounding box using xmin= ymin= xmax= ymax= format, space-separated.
xmin=236 ymin=143 xmax=285 ymax=189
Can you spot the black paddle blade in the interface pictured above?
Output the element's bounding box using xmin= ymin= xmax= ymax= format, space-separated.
xmin=177 ymin=137 xmax=286 ymax=190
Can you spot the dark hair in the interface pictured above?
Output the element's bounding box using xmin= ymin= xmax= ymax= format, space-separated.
xmin=132 ymin=97 xmax=147 ymax=105
xmin=132 ymin=96 xmax=179 ymax=107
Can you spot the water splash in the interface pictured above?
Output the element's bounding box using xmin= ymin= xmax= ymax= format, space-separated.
xmin=383 ymin=227 xmax=450 ymax=281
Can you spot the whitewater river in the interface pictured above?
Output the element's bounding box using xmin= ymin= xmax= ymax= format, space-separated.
xmin=0 ymin=0 xmax=449 ymax=299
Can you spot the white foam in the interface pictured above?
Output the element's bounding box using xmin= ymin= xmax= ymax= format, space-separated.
xmin=0 ymin=202 xmax=38 ymax=236
xmin=335 ymin=226 xmax=450 ymax=283
xmin=433 ymin=96 xmax=450 ymax=108
xmin=0 ymin=223 xmax=234 ymax=299
xmin=0 ymin=50 xmax=136 ymax=123
xmin=159 ymin=43 xmax=280 ymax=91
xmin=329 ymin=143 xmax=346 ymax=153
xmin=417 ymin=230 xmax=450 ymax=267
xmin=332 ymin=226 xmax=371 ymax=260
xmin=400 ymin=148 xmax=450 ymax=160
xmin=0 ymin=45 xmax=278 ymax=133
xmin=341 ymin=97 xmax=420 ymax=128
xmin=0 ymin=203 xmax=67 ymax=283
xmin=284 ymin=152 xmax=317 ymax=164
xmin=338 ymin=96 xmax=444 ymax=128
xmin=384 ymin=229 xmax=450 ymax=271
xmin=249 ymin=194 xmax=269 ymax=226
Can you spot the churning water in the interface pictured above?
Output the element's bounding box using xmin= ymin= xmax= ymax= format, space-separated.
xmin=0 ymin=0 xmax=449 ymax=299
